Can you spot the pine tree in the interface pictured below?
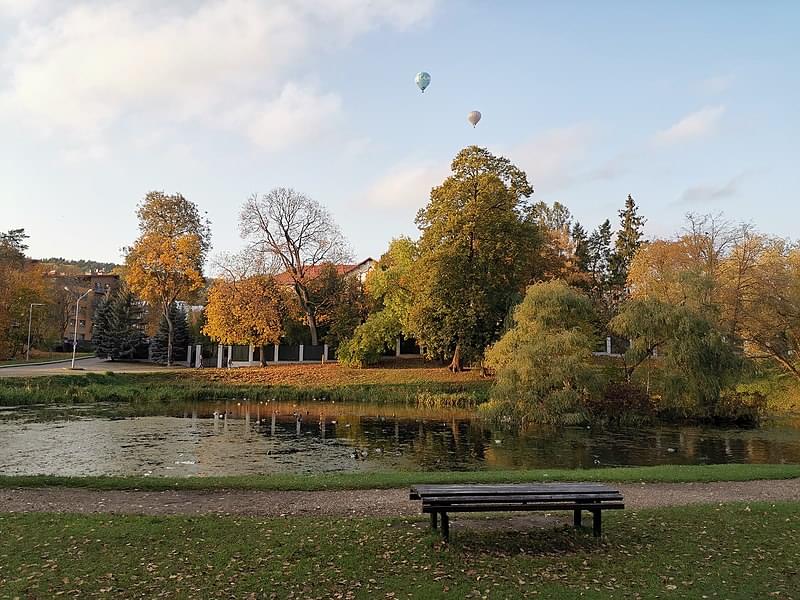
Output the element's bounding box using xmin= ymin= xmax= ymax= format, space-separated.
xmin=571 ymin=222 xmax=590 ymax=273
xmin=150 ymin=303 xmax=190 ymax=364
xmin=93 ymin=286 xmax=146 ymax=360
xmin=609 ymin=194 xmax=646 ymax=287
xmin=109 ymin=286 xmax=146 ymax=359
xmin=92 ymin=297 xmax=114 ymax=358
xmin=587 ymin=219 xmax=613 ymax=286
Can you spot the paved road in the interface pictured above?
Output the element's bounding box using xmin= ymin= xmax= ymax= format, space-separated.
xmin=0 ymin=357 xmax=186 ymax=377
xmin=1 ymin=479 xmax=798 ymax=517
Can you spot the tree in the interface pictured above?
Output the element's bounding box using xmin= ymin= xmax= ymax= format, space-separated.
xmin=571 ymin=222 xmax=591 ymax=273
xmin=408 ymin=146 xmax=542 ymax=371
xmin=93 ymin=286 xmax=146 ymax=360
xmin=0 ymin=228 xmax=51 ymax=359
xmin=125 ymin=191 xmax=211 ymax=365
xmin=482 ymin=281 xmax=599 ymax=426
xmin=151 ymin=303 xmax=190 ymax=364
xmin=610 ymin=298 xmax=742 ymax=414
xmin=587 ymin=219 xmax=613 ymax=287
xmin=337 ymin=237 xmax=418 ymax=367
xmin=239 ymin=188 xmax=351 ymax=346
xmin=609 ymin=194 xmax=646 ymax=288
xmin=203 ymin=274 xmax=287 ymax=366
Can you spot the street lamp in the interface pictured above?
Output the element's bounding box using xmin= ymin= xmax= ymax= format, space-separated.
xmin=65 ymin=287 xmax=91 ymax=369
xmin=26 ymin=302 xmax=45 ymax=361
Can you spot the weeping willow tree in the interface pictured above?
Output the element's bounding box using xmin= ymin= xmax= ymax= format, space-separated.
xmin=610 ymin=298 xmax=744 ymax=418
xmin=481 ymin=281 xmax=600 ymax=426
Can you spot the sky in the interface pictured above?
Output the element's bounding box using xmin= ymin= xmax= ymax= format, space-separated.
xmin=1 ymin=0 xmax=798 ymax=266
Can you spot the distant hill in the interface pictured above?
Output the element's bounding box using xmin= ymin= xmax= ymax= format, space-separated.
xmin=40 ymin=257 xmax=120 ymax=274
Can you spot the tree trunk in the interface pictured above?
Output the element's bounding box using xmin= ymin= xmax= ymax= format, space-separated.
xmin=307 ymin=312 xmax=319 ymax=346
xmin=260 ymin=344 xmax=267 ymax=367
xmin=449 ymin=343 xmax=462 ymax=372
xmin=165 ymin=309 xmax=174 ymax=367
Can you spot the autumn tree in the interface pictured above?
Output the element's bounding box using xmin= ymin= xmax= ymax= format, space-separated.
xmin=408 ymin=146 xmax=542 ymax=371
xmin=239 ymin=188 xmax=351 ymax=346
xmin=0 ymin=229 xmax=53 ymax=359
xmin=203 ymin=274 xmax=287 ymax=365
xmin=125 ymin=192 xmax=211 ymax=365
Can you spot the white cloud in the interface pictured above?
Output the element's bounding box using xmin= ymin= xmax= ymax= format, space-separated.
xmin=677 ymin=172 xmax=746 ymax=205
xmin=654 ymin=105 xmax=725 ymax=145
xmin=509 ymin=124 xmax=595 ymax=191
xmin=226 ymin=83 xmax=343 ymax=151
xmin=364 ymin=161 xmax=448 ymax=209
xmin=0 ymin=0 xmax=437 ymax=148
xmin=365 ymin=124 xmax=601 ymax=209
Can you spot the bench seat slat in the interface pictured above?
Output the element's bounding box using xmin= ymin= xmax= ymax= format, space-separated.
xmin=422 ymin=502 xmax=625 ymax=513
xmin=422 ymin=493 xmax=622 ymax=504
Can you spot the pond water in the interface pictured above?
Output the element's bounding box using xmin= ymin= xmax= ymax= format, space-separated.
xmin=1 ymin=400 xmax=799 ymax=477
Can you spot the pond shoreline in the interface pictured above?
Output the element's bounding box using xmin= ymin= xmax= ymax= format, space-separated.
xmin=2 ymin=464 xmax=800 ymax=491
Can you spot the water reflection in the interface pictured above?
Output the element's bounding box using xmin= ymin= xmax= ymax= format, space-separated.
xmin=0 ymin=400 xmax=799 ymax=477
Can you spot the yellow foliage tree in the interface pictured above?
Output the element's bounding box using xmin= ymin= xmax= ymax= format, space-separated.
xmin=125 ymin=192 xmax=210 ymax=365
xmin=203 ymin=275 xmax=287 ymax=365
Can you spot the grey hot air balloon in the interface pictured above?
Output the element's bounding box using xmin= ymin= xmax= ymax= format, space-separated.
xmin=467 ymin=110 xmax=482 ymax=127
xmin=415 ymin=71 xmax=431 ymax=93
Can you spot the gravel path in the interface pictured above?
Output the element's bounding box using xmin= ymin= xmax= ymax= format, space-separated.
xmin=2 ymin=479 xmax=799 ymax=517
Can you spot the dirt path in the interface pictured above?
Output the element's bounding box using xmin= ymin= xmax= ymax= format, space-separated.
xmin=2 ymin=479 xmax=799 ymax=517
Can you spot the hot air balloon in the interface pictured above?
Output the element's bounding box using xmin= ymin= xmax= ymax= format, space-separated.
xmin=415 ymin=72 xmax=431 ymax=93
xmin=467 ymin=110 xmax=481 ymax=127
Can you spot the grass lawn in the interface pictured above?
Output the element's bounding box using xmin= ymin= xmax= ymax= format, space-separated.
xmin=1 ymin=502 xmax=797 ymax=598
xmin=2 ymin=464 xmax=799 ymax=492
xmin=0 ymin=351 xmax=93 ymax=367
xmin=0 ymin=367 xmax=491 ymax=406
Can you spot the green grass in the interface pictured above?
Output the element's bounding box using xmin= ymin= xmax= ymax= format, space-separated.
xmin=1 ymin=502 xmax=798 ymax=598
xmin=0 ymin=352 xmax=92 ymax=367
xmin=0 ymin=371 xmax=492 ymax=406
xmin=1 ymin=463 xmax=798 ymax=492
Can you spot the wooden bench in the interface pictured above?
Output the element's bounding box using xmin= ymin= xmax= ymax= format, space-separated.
xmin=409 ymin=483 xmax=624 ymax=541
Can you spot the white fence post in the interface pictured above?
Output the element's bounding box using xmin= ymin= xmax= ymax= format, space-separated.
xmin=216 ymin=344 xmax=223 ymax=368
xmin=298 ymin=344 xmax=304 ymax=362
xmin=248 ymin=344 xmax=254 ymax=365
xmin=274 ymin=344 xmax=279 ymax=363
xmin=195 ymin=344 xmax=202 ymax=368
xmin=606 ymin=336 xmax=612 ymax=355
xmin=226 ymin=345 xmax=233 ymax=367
xmin=323 ymin=344 xmax=329 ymax=363
xmin=186 ymin=345 xmax=192 ymax=367
xmin=395 ymin=337 xmax=401 ymax=357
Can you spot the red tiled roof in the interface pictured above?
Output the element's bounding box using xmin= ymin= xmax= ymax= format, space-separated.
xmin=274 ymin=259 xmax=373 ymax=285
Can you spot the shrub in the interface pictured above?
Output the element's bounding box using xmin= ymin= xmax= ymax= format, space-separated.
xmin=337 ymin=310 xmax=401 ymax=368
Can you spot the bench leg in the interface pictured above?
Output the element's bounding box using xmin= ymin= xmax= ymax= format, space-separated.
xmin=440 ymin=512 xmax=450 ymax=542
xmin=573 ymin=509 xmax=581 ymax=529
xmin=430 ymin=511 xmax=438 ymax=529
xmin=592 ymin=509 xmax=601 ymax=537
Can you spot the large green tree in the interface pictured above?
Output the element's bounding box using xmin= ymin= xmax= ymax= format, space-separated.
xmin=483 ymin=281 xmax=599 ymax=426
xmin=408 ymin=146 xmax=542 ymax=371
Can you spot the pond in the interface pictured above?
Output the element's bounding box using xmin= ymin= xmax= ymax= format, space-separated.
xmin=1 ymin=399 xmax=799 ymax=477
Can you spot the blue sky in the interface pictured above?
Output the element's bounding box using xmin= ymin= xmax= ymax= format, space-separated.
xmin=1 ymin=0 xmax=798 ymax=266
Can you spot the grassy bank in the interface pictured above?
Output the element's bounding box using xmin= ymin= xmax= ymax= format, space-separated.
xmin=0 ymin=367 xmax=491 ymax=406
xmin=1 ymin=501 xmax=798 ymax=598
xmin=2 ymin=464 xmax=798 ymax=492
